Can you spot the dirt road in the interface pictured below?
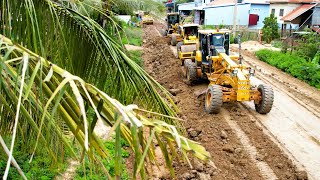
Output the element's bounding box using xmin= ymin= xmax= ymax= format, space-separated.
xmin=235 ymin=47 xmax=320 ymax=180
xmin=141 ymin=23 xmax=314 ymax=179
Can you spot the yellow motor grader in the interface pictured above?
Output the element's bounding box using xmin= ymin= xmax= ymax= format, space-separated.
xmin=184 ymin=29 xmax=274 ymax=114
xmin=142 ymin=12 xmax=154 ymax=26
xmin=161 ymin=13 xmax=181 ymax=45
xmin=176 ymin=23 xmax=199 ymax=65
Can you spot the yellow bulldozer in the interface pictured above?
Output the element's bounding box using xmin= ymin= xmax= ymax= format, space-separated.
xmin=176 ymin=24 xmax=199 ymax=65
xmin=183 ymin=29 xmax=274 ymax=114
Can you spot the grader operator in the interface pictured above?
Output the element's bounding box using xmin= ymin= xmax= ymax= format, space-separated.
xmin=184 ymin=29 xmax=274 ymax=114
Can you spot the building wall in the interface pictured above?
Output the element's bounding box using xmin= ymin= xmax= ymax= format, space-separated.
xmin=204 ymin=4 xmax=251 ymax=27
xmin=249 ymin=4 xmax=270 ymax=29
xmin=312 ymin=7 xmax=320 ymax=25
xmin=178 ymin=2 xmax=196 ymax=11
xmin=269 ymin=3 xmax=300 ymax=24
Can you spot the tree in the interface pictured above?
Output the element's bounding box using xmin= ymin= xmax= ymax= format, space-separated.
xmin=262 ymin=14 xmax=279 ymax=43
xmin=0 ymin=0 xmax=211 ymax=179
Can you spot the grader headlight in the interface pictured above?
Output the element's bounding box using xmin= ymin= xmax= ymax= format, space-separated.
xmin=232 ymin=69 xmax=238 ymax=76
xmin=248 ymin=68 xmax=255 ymax=76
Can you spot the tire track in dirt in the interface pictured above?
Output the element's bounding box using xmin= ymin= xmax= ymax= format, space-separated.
xmin=221 ymin=109 xmax=278 ymax=180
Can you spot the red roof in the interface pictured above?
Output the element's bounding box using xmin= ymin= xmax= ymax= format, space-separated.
xmin=281 ymin=4 xmax=317 ymax=21
xmin=269 ymin=0 xmax=320 ymax=3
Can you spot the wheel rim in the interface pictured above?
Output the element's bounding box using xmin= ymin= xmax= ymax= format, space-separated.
xmin=206 ymin=91 xmax=212 ymax=107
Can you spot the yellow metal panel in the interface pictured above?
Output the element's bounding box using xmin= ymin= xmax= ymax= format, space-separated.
xmin=236 ymin=80 xmax=250 ymax=101
xmin=196 ymin=50 xmax=202 ymax=62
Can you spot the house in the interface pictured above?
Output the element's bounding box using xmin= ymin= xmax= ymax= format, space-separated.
xmin=268 ymin=0 xmax=320 ymax=36
xmin=202 ymin=0 xmax=270 ymax=30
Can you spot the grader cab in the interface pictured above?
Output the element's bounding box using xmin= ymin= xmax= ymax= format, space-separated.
xmin=176 ymin=24 xmax=199 ymax=65
xmin=184 ymin=29 xmax=274 ymax=114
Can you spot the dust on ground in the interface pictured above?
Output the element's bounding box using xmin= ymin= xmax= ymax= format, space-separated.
xmin=125 ymin=44 xmax=143 ymax=51
xmin=230 ymin=41 xmax=280 ymax=52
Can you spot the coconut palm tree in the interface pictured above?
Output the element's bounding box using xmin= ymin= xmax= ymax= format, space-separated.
xmin=0 ymin=0 xmax=212 ymax=179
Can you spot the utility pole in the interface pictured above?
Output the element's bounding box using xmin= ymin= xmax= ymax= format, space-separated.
xmin=232 ymin=0 xmax=238 ymax=37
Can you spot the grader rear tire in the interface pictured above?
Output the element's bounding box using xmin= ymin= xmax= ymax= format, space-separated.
xmin=255 ymin=84 xmax=274 ymax=114
xmin=186 ymin=61 xmax=197 ymax=83
xmin=171 ymin=34 xmax=177 ymax=46
xmin=205 ymin=85 xmax=223 ymax=114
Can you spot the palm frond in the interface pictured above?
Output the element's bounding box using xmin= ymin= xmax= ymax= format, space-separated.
xmin=0 ymin=34 xmax=211 ymax=178
xmin=1 ymin=0 xmax=181 ymax=130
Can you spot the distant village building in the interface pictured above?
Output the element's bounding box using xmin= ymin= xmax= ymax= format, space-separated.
xmin=203 ymin=0 xmax=270 ymax=30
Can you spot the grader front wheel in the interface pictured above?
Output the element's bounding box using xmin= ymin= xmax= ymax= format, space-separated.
xmin=205 ymin=85 xmax=223 ymax=114
xmin=255 ymin=84 xmax=274 ymax=114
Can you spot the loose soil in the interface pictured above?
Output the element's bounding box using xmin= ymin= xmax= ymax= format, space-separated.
xmin=142 ymin=23 xmax=303 ymax=179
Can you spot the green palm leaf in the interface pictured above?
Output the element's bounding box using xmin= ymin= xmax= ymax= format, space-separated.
xmin=0 ymin=35 xmax=211 ymax=178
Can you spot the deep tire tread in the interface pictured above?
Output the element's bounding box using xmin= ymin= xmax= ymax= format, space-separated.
xmin=186 ymin=61 xmax=197 ymax=83
xmin=255 ymin=84 xmax=274 ymax=114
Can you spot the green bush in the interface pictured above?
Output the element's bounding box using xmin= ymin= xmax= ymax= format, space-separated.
xmin=294 ymin=31 xmax=320 ymax=61
xmin=256 ymin=49 xmax=320 ymax=88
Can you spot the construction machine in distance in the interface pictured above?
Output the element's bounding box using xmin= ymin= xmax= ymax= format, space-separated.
xmin=142 ymin=12 xmax=154 ymax=26
xmin=161 ymin=13 xmax=180 ymax=45
xmin=183 ymin=29 xmax=274 ymax=114
xmin=176 ymin=23 xmax=200 ymax=65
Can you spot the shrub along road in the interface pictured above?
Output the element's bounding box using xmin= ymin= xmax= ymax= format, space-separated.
xmin=141 ymin=22 xmax=309 ymax=179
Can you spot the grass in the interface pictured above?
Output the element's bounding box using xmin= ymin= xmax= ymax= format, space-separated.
xmin=74 ymin=138 xmax=130 ymax=180
xmin=0 ymin=137 xmax=69 ymax=179
xmin=121 ymin=26 xmax=143 ymax=46
xmin=128 ymin=50 xmax=143 ymax=66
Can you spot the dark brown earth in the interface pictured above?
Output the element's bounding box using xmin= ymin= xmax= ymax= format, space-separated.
xmin=141 ymin=22 xmax=306 ymax=179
